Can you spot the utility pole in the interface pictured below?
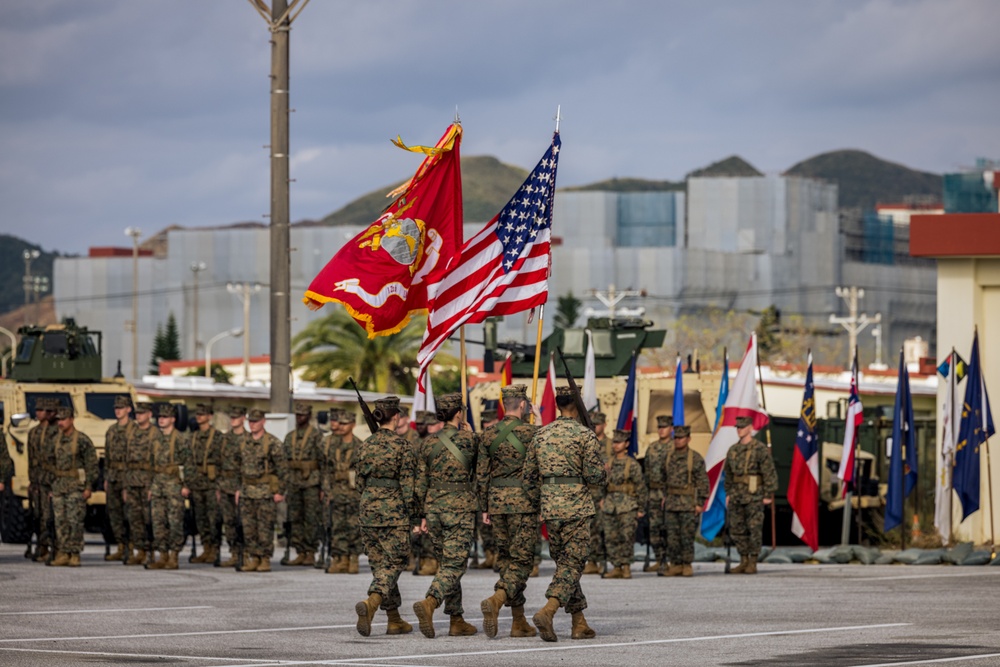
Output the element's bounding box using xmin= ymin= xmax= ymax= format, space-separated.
xmin=190 ymin=262 xmax=207 ymax=359
xmin=228 ymin=282 xmax=261 ymax=385
xmin=587 ymin=284 xmax=647 ymax=319
xmin=22 ymin=249 xmax=39 ymax=326
xmin=125 ymin=227 xmax=142 ymax=380
xmin=829 ymin=286 xmax=881 ymax=368
xmin=246 ymin=0 xmax=310 ymax=413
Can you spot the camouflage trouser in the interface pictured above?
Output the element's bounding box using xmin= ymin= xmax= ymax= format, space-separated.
xmin=150 ymin=481 xmax=185 ymax=553
xmin=543 ymin=516 xmax=590 ymax=614
xmin=665 ymin=510 xmax=699 ymax=565
xmin=329 ymin=496 xmax=361 ymax=557
xmin=31 ymin=485 xmax=52 ymax=548
xmin=218 ymin=491 xmax=238 ymax=549
xmin=648 ymin=490 xmax=666 ymax=562
xmin=424 ymin=511 xmax=475 ymax=616
xmin=190 ymin=487 xmax=219 ymax=549
xmin=288 ymin=485 xmax=321 ymax=552
xmin=362 ymin=525 xmax=409 ymax=611
xmin=730 ymin=502 xmax=765 ymax=558
xmin=242 ymin=496 xmax=276 ymax=558
xmin=586 ymin=510 xmax=604 ymax=562
xmin=491 ymin=512 xmax=539 ymax=607
xmin=603 ymin=511 xmax=637 ymax=567
xmin=125 ymin=486 xmax=151 ymax=551
xmin=106 ymin=479 xmax=127 ymax=545
xmin=52 ymin=492 xmax=86 ymax=554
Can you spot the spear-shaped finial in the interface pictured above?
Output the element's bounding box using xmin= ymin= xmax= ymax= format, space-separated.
xmin=454 ymin=105 xmax=461 ymax=124
xmin=554 ymin=105 xmax=561 ymax=132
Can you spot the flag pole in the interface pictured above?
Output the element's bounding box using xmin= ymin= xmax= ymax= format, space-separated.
xmin=754 ymin=337 xmax=777 ymax=549
xmin=529 ymin=305 xmax=545 ymax=424
xmin=978 ymin=327 xmax=997 ymax=559
xmin=459 ymin=325 xmax=468 ymax=422
xmin=853 ymin=348 xmax=864 ymax=546
xmin=947 ymin=347 xmax=956 ymax=546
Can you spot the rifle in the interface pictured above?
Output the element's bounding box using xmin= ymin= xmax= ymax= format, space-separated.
xmin=46 ymin=492 xmax=56 ymax=565
xmin=121 ymin=490 xmax=131 ymax=565
xmin=186 ymin=494 xmax=198 ymax=563
xmin=24 ymin=487 xmax=36 ymax=559
xmin=641 ymin=512 xmax=652 ymax=571
xmin=317 ymin=502 xmax=332 ymax=570
xmin=281 ymin=517 xmax=293 ymax=566
xmin=212 ymin=504 xmax=223 ymax=567
xmin=234 ymin=498 xmax=245 ymax=571
xmin=348 ymin=377 xmax=379 ymax=435
xmin=144 ymin=494 xmax=155 ymax=568
xmin=723 ymin=506 xmax=733 ymax=574
xmin=556 ymin=347 xmax=593 ymax=430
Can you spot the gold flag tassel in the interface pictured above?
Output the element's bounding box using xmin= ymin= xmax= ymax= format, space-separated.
xmin=387 ymin=124 xmax=462 ymax=200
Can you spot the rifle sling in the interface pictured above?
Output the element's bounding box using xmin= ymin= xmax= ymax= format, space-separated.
xmin=435 ymin=430 xmax=469 ymax=471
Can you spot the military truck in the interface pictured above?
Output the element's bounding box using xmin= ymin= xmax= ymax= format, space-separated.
xmin=1 ymin=319 xmax=136 ymax=544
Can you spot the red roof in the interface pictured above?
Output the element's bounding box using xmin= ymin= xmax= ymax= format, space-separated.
xmin=910 ymin=213 xmax=1000 ymax=257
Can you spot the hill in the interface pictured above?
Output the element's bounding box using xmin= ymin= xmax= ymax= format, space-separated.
xmin=785 ymin=149 xmax=942 ymax=209
xmin=563 ymin=177 xmax=684 ymax=193
xmin=0 ymin=235 xmax=60 ymax=319
xmin=321 ymin=155 xmax=529 ymax=226
xmin=687 ymin=155 xmax=763 ymax=178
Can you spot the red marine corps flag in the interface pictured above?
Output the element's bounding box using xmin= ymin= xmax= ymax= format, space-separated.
xmin=303 ymin=124 xmax=463 ymax=337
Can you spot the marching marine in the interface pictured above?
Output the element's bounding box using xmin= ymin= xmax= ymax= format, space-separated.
xmin=601 ymin=429 xmax=647 ymax=579
xmin=723 ymin=416 xmax=778 ymax=574
xmin=583 ymin=410 xmax=609 ymax=575
xmin=660 ymin=425 xmax=709 ymax=577
xmin=47 ymin=406 xmax=98 ymax=566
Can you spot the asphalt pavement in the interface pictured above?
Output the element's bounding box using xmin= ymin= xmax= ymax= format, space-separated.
xmin=2 ymin=540 xmax=1000 ymax=667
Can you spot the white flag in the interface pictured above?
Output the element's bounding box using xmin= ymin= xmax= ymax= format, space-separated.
xmin=582 ymin=329 xmax=598 ymax=411
xmin=934 ymin=353 xmax=962 ymax=543
xmin=410 ymin=369 xmax=436 ymax=425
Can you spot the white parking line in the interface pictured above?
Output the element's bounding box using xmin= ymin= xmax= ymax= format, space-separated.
xmin=851 ymin=653 xmax=1000 ymax=666
xmin=211 ymin=622 xmax=912 ymax=667
xmin=864 ymin=571 xmax=1000 ymax=582
xmin=0 ymin=647 xmax=287 ymax=663
xmin=0 ymin=605 xmax=213 ymax=616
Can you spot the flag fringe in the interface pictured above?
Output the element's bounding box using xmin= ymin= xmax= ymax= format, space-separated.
xmin=301 ymin=290 xmax=426 ymax=339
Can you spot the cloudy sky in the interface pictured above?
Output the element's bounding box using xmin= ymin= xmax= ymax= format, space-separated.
xmin=2 ymin=0 xmax=998 ymax=254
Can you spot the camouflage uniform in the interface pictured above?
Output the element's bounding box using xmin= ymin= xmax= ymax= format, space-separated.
xmin=523 ymin=412 xmax=606 ymax=614
xmin=237 ymin=416 xmax=287 ymax=560
xmin=401 ymin=424 xmax=430 ymax=569
xmin=723 ymin=433 xmax=778 ymax=559
xmin=283 ymin=404 xmax=324 ymax=561
xmin=415 ymin=409 xmax=478 ymax=617
xmin=49 ymin=411 xmax=98 ymax=559
xmin=662 ymin=430 xmax=709 ymax=568
xmin=602 ymin=444 xmax=648 ymax=570
xmin=477 ymin=409 xmax=539 ymax=608
xmin=189 ymin=407 xmax=222 ymax=557
xmin=150 ymin=418 xmax=193 ymax=554
xmin=217 ymin=408 xmax=248 ymax=556
xmin=475 ymin=409 xmax=499 ymax=567
xmin=27 ymin=405 xmax=58 ymax=553
xmin=586 ymin=419 xmax=613 ymax=567
xmin=643 ymin=424 xmax=671 ymax=566
xmin=322 ymin=415 xmax=363 ymax=562
xmin=103 ymin=400 xmax=135 ymax=550
xmin=357 ymin=403 xmax=416 ymax=614
xmin=0 ymin=436 xmax=13 ymax=484
xmin=124 ymin=409 xmax=156 ymax=555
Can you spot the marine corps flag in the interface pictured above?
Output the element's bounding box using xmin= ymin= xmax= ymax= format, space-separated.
xmin=303 ymin=124 xmax=463 ymax=337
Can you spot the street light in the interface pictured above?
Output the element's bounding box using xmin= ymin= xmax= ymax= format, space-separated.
xmin=227 ymin=282 xmax=261 ymax=385
xmin=205 ymin=328 xmax=244 ymax=379
xmin=22 ymin=249 xmax=40 ymax=326
xmin=125 ymin=227 xmax=142 ymax=379
xmin=190 ymin=261 xmax=207 ymax=359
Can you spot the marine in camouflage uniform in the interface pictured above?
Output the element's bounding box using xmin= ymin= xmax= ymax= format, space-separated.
xmin=399 ymin=413 xmax=428 ymax=573
xmin=237 ymin=409 xmax=288 ymax=572
xmin=642 ymin=414 xmax=672 ymax=573
xmin=523 ymin=386 xmax=607 ymax=643
xmin=282 ymin=402 xmax=324 ymax=566
xmin=148 ymin=404 xmax=194 ymax=570
xmin=583 ymin=411 xmax=609 ymax=575
xmin=217 ymin=406 xmax=248 ymax=567
xmin=601 ymin=429 xmax=648 ymax=579
xmin=723 ymin=416 xmax=778 ymax=574
xmin=660 ymin=425 xmax=709 ymax=577
xmin=124 ymin=403 xmax=156 ymax=565
xmin=412 ymin=393 xmax=479 ymax=639
xmin=27 ymin=399 xmax=58 ymax=561
xmin=321 ymin=408 xmax=363 ymax=574
xmin=0 ymin=431 xmax=13 ymax=488
xmin=103 ymin=395 xmax=134 ymax=561
xmin=188 ymin=404 xmax=222 ymax=564
xmin=46 ymin=406 xmax=99 ymax=567
xmin=477 ymin=385 xmax=540 ymax=639
xmin=354 ymin=396 xmax=416 ymax=637
xmin=474 ymin=408 xmax=499 ymax=570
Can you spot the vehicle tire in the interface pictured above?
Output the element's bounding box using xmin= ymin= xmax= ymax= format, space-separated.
xmin=0 ymin=489 xmax=32 ymax=544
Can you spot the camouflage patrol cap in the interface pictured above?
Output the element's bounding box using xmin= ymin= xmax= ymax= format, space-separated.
xmin=656 ymin=414 xmax=673 ymax=428
xmin=158 ymin=404 xmax=177 ymax=419
xmin=374 ymin=396 xmax=400 ymax=414
xmin=247 ymin=408 xmax=266 ymax=422
xmin=294 ymin=402 xmax=312 ymax=415
xmin=612 ymin=429 xmax=631 ymax=443
xmin=501 ymin=384 xmax=527 ymax=400
xmin=673 ymin=425 xmax=691 ymax=438
xmin=414 ymin=410 xmax=431 ymax=425
xmin=423 ymin=410 xmax=441 ymax=425
xmin=194 ymin=403 xmax=213 ymax=416
xmin=335 ymin=409 xmax=356 ymax=424
xmin=480 ymin=409 xmax=498 ymax=422
xmin=735 ymin=416 xmax=753 ymax=428
xmin=555 ymin=386 xmax=577 ymax=398
xmin=589 ymin=410 xmax=606 ymax=425
xmin=437 ymin=393 xmax=463 ymax=412
xmin=114 ymin=395 xmax=133 ymax=409
xmin=34 ymin=398 xmax=53 ymax=411
xmin=228 ymin=405 xmax=247 ymax=418
xmin=54 ymin=405 xmax=74 ymax=420
xmin=134 ymin=402 xmax=153 ymax=414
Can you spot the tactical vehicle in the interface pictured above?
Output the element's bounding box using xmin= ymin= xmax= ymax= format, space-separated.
xmin=1 ymin=319 xmax=136 ymax=543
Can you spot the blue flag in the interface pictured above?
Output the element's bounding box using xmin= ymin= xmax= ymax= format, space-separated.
xmin=673 ymin=355 xmax=685 ymax=427
xmin=617 ymin=351 xmax=639 ymax=458
xmin=700 ymin=351 xmax=730 ymax=542
xmin=885 ymin=348 xmax=917 ymax=532
xmin=954 ymin=330 xmax=996 ymax=519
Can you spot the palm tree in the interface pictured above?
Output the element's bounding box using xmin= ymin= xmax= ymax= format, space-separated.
xmin=292 ymin=309 xmax=453 ymax=393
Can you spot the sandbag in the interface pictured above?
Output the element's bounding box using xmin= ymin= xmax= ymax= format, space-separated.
xmin=892 ymin=548 xmax=924 ymax=564
xmin=763 ymin=551 xmax=793 ymax=564
xmin=942 ymin=542 xmax=973 ymax=565
xmin=961 ymin=551 xmax=992 ymax=566
xmin=912 ymin=549 xmax=945 ymax=565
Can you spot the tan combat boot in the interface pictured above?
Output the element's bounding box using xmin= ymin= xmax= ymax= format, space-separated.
xmin=730 ymin=555 xmax=748 ymax=574
xmin=449 ymin=615 xmax=478 ymax=636
xmin=385 ymin=608 xmax=413 ymax=635
xmin=582 ymin=561 xmax=600 ymax=575
xmin=257 ymin=556 xmax=272 ymax=572
xmin=744 ymin=555 xmax=758 ymax=574
xmin=682 ymin=564 xmax=694 ymax=577
xmin=622 ymin=563 xmax=632 ymax=579
xmin=220 ymin=550 xmax=238 ymax=568
xmin=68 ymin=553 xmax=81 ymax=567
xmin=48 ymin=551 xmax=70 ymax=567
xmin=643 ymin=559 xmax=660 ymax=573
xmin=479 ymin=549 xmax=495 ymax=569
xmin=287 ymin=550 xmax=307 ymax=566
xmin=348 ymin=554 xmax=359 ymax=574
xmin=510 ymin=606 xmax=537 ymax=638
xmin=300 ymin=551 xmax=315 ymax=567
xmin=164 ymin=551 xmax=179 ymax=570
xmin=532 ymin=597 xmax=561 ymax=643
xmin=147 ymin=552 xmax=167 ymax=570
xmin=326 ymin=555 xmax=343 ymax=574
xmin=190 ymin=547 xmax=208 ymax=564
xmin=480 ymin=588 xmax=508 ymax=638
xmin=34 ymin=545 xmax=50 ymax=563
xmin=242 ymin=555 xmax=259 ymax=572
xmin=355 ymin=592 xmax=383 ymax=637
xmin=656 ymin=561 xmax=670 ymax=576
xmin=413 ymin=595 xmax=439 ymax=638
xmin=570 ymin=611 xmax=596 ymax=639
xmin=126 ymin=548 xmax=146 ymax=566
xmin=602 ymin=565 xmax=623 ymax=579
xmin=417 ymin=557 xmax=438 ymax=576
xmin=663 ymin=564 xmax=683 ymax=577
xmin=106 ymin=543 xmax=126 ymax=561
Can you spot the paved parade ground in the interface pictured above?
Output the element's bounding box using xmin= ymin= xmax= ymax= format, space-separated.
xmin=2 ymin=541 xmax=1000 ymax=667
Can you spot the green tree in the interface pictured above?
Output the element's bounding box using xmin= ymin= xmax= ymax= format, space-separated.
xmin=554 ymin=291 xmax=582 ymax=329
xmin=292 ymin=309 xmax=453 ymax=393
xmin=185 ymin=363 xmax=234 ymax=384
xmin=755 ymin=305 xmax=781 ymax=359
xmin=163 ymin=312 xmax=181 ymax=361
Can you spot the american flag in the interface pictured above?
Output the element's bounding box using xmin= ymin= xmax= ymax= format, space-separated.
xmin=416 ymin=133 xmax=560 ymax=378
xmin=837 ymin=350 xmax=863 ymax=497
